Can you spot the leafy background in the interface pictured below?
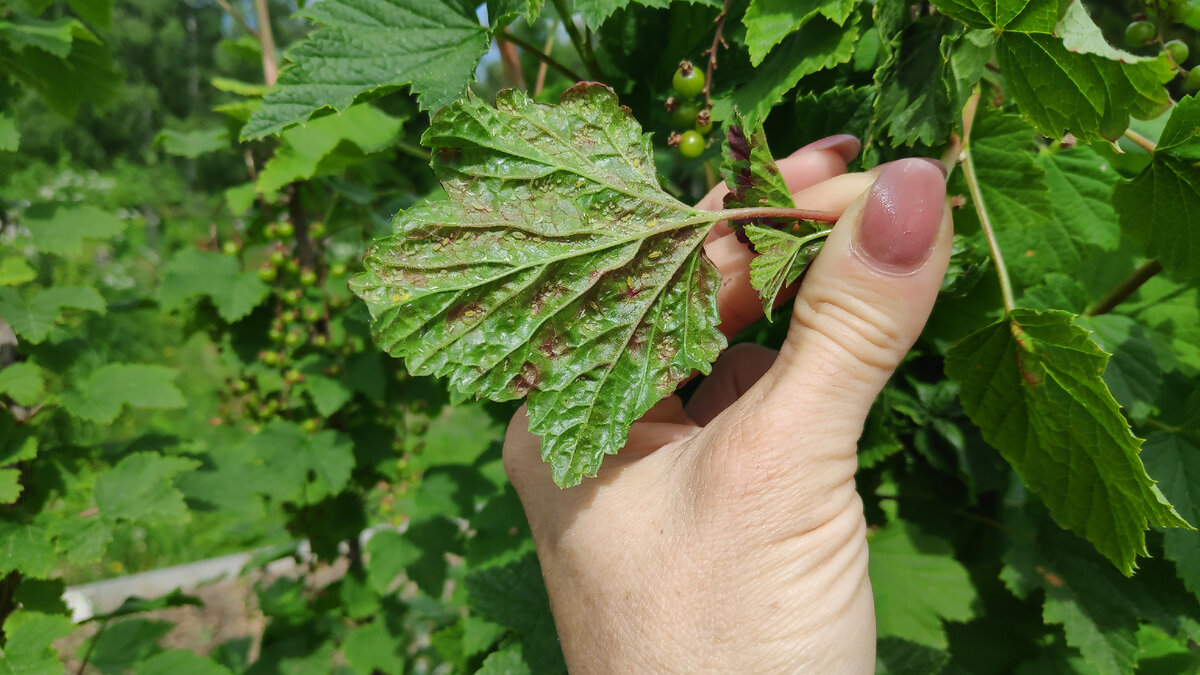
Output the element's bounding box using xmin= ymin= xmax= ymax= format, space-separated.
xmin=1 ymin=0 xmax=1199 ymax=673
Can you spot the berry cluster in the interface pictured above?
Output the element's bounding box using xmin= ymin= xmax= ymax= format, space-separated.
xmin=216 ymin=219 xmax=356 ymax=434
xmin=665 ymin=60 xmax=714 ymax=159
xmin=1123 ymin=9 xmax=1198 ymax=90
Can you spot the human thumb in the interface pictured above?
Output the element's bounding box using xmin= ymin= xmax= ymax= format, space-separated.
xmin=756 ymin=158 xmax=952 ymax=442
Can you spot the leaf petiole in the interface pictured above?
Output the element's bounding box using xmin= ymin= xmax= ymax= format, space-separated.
xmin=713 ymin=206 xmax=840 ymax=224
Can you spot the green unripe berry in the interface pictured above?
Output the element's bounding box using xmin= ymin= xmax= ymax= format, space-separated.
xmin=269 ymin=249 xmax=286 ymax=266
xmin=269 ymin=326 xmax=285 ymax=342
xmin=266 ymin=222 xmax=279 ymax=239
xmin=261 ymin=350 xmax=281 ymax=366
xmin=1167 ymin=39 xmax=1189 ymax=65
xmin=1185 ymin=67 xmax=1200 ymax=92
xmin=282 ymin=309 xmax=299 ymax=322
xmin=309 ymin=221 xmax=325 ymax=238
xmin=284 ymin=288 xmax=303 ymax=305
xmin=285 ymin=258 xmax=300 ymax=274
xmin=313 ymin=334 xmax=329 ymax=348
xmin=671 ymin=101 xmax=700 ymax=129
xmin=222 ymin=240 xmax=240 ymax=256
xmin=285 ymin=368 xmax=303 ymax=384
xmin=285 ymin=330 xmax=303 ymax=347
xmin=232 ymin=379 xmax=250 ymax=393
xmin=277 ymin=221 xmax=295 ymax=238
xmin=330 ymin=263 xmax=347 ymax=276
xmin=302 ymin=305 xmax=321 ymax=322
xmin=695 ymin=112 xmax=713 ymax=135
xmin=677 ymin=130 xmax=705 ymax=159
xmin=258 ymin=264 xmax=278 ymax=283
xmin=301 ymin=418 xmax=320 ymax=433
xmin=1125 ymin=20 xmax=1156 ymax=47
xmin=299 ymin=268 xmax=318 ymax=286
xmin=672 ymin=61 xmax=705 ymax=99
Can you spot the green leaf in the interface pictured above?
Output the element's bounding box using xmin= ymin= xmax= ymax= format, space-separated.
xmin=573 ymin=0 xmax=720 ymax=29
xmin=241 ymin=0 xmax=490 ymax=140
xmin=0 ymin=362 xmax=44 ymax=406
xmin=0 ymin=257 xmax=36 ymax=285
xmin=365 ymin=530 xmax=421 ymax=594
xmin=0 ymin=521 xmax=55 ymax=578
xmin=351 ymin=84 xmax=727 ymax=486
xmin=47 ymin=514 xmax=113 ymax=566
xmin=0 ymin=16 xmax=81 ymax=57
xmin=93 ymin=452 xmax=200 ymax=525
xmin=241 ymin=423 xmax=355 ymax=505
xmin=465 ymin=552 xmax=565 ymax=673
xmin=876 ymin=637 xmax=952 ymax=675
xmin=1002 ymin=513 xmax=1200 ymax=675
xmin=211 ymin=76 xmax=267 ymax=97
xmin=0 ymin=112 xmax=18 ymax=152
xmin=743 ymin=0 xmax=860 ymax=66
xmin=61 ymin=364 xmax=187 ymax=424
xmin=133 ymin=650 xmax=233 ymax=675
xmin=793 ymin=86 xmax=875 ymax=146
xmin=718 ymin=14 xmax=860 ymax=124
xmin=478 ymin=643 xmax=533 ymax=675
xmin=67 ymin=0 xmax=113 ymax=29
xmin=945 ymin=309 xmax=1190 ymax=574
xmin=1142 ymin=429 xmax=1200 ymax=603
xmin=1076 ymin=315 xmax=1180 ymax=421
xmin=158 ymin=249 xmax=270 ymax=322
xmin=997 ymin=2 xmax=1173 ymax=142
xmin=869 ymin=520 xmax=977 ymax=648
xmin=0 ymin=34 xmax=121 ymax=118
xmin=1113 ymin=97 xmax=1200 ymax=280
xmin=930 ymin=0 xmax=1058 ymax=31
xmin=342 ymin=620 xmax=405 ymax=675
xmin=23 ymin=203 xmax=125 ymax=257
xmin=0 ymin=470 xmax=22 ymax=505
xmin=874 ymin=18 xmax=993 ymax=146
xmin=0 ymin=610 xmax=76 ymax=675
xmin=84 ymin=619 xmax=172 ymax=675
xmin=257 ymin=104 xmax=404 ymax=195
xmin=0 ymin=285 xmax=105 ymax=344
xmin=154 ymin=127 xmax=230 ymax=158
xmin=744 ymin=225 xmax=825 ymax=315
xmin=719 ymin=113 xmax=830 ymax=307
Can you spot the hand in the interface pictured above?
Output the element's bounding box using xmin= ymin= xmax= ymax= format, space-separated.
xmin=503 ymin=135 xmax=953 ymax=673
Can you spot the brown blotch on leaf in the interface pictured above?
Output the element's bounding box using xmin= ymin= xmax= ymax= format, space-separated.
xmin=509 ymin=361 xmax=541 ymax=396
xmin=447 ymin=301 xmax=485 ymax=324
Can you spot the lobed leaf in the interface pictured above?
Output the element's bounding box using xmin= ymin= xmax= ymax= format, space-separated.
xmin=946 ymin=309 xmax=1191 ymax=574
xmin=241 ymin=0 xmax=490 ymax=140
xmin=23 ymin=203 xmax=125 ymax=257
xmin=351 ymin=84 xmax=728 ymax=486
xmin=158 ymin=249 xmax=270 ymax=323
xmin=0 ymin=284 xmax=106 ymax=344
xmin=743 ymin=0 xmax=860 ymax=66
xmin=1113 ymin=96 xmax=1200 ymax=280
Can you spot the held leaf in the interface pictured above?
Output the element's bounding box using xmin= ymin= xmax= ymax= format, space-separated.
xmin=352 ymin=84 xmax=729 ymax=486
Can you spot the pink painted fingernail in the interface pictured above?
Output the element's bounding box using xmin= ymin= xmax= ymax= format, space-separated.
xmin=854 ymin=158 xmax=946 ymax=273
xmin=790 ymin=134 xmax=861 ymax=162
xmin=871 ymin=156 xmax=948 ymax=178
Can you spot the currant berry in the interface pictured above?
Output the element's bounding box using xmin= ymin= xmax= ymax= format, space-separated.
xmin=1125 ymin=20 xmax=1156 ymax=47
xmin=269 ymin=249 xmax=286 ymax=266
xmin=302 ymin=305 xmax=321 ymax=322
xmin=301 ymin=418 xmax=320 ymax=433
xmin=222 ymin=240 xmax=240 ymax=256
xmin=285 ymin=330 xmax=303 ymax=348
xmin=695 ymin=108 xmax=713 ymax=135
xmin=309 ymin=221 xmax=325 ymax=238
xmin=299 ymin=268 xmax=318 ymax=286
xmin=671 ymin=100 xmax=700 ymax=129
xmin=678 ymin=130 xmax=705 ymax=158
xmin=1167 ymin=39 xmax=1189 ymax=65
xmin=277 ymin=221 xmax=295 ymax=238
xmin=330 ymin=263 xmax=347 ymax=276
xmin=258 ymin=264 xmax=278 ymax=283
xmin=672 ymin=61 xmax=705 ymax=99
xmin=1185 ymin=67 xmax=1200 ymax=92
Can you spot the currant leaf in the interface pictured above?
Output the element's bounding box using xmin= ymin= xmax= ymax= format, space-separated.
xmin=946 ymin=309 xmax=1192 ymax=575
xmin=351 ymin=84 xmax=728 ymax=486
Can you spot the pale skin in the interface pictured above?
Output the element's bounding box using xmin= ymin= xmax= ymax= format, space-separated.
xmin=504 ymin=136 xmax=954 ymax=673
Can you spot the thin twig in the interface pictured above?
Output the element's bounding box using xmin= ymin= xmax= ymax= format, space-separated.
xmin=495 ymin=30 xmax=586 ymax=83
xmin=1123 ymin=128 xmax=1157 ymax=154
xmin=534 ymin=29 xmax=556 ymax=96
xmin=213 ymin=0 xmax=258 ymax=38
xmin=550 ymin=0 xmax=601 ymax=78
xmin=77 ymin=620 xmax=108 ymax=675
xmin=703 ymin=0 xmax=731 ymax=110
xmin=960 ymin=86 xmax=1016 ymax=314
xmin=1086 ymin=259 xmax=1163 ymax=316
xmin=498 ymin=29 xmax=528 ymax=90
xmin=253 ymin=0 xmax=278 ymax=86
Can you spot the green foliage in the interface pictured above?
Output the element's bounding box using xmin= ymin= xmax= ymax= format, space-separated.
xmin=3 ymin=0 xmax=1200 ymax=671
